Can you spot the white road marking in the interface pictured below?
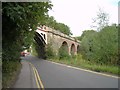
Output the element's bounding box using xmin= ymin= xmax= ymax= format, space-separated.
xmin=46 ymin=60 xmax=119 ymax=79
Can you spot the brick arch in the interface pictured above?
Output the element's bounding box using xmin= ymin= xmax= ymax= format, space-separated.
xmin=60 ymin=41 xmax=69 ymax=53
xmin=71 ymin=43 xmax=75 ymax=55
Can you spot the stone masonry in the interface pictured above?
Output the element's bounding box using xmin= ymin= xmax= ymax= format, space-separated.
xmin=36 ymin=26 xmax=81 ymax=56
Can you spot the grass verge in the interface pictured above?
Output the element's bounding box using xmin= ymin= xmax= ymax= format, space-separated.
xmin=48 ymin=55 xmax=119 ymax=76
xmin=2 ymin=61 xmax=22 ymax=88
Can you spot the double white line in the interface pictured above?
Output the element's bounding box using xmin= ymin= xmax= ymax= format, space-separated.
xmin=29 ymin=62 xmax=44 ymax=89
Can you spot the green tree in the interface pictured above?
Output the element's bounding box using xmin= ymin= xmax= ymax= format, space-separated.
xmin=45 ymin=43 xmax=55 ymax=59
xmin=80 ymin=30 xmax=97 ymax=61
xmin=81 ymin=25 xmax=118 ymax=65
xmin=55 ymin=22 xmax=72 ymax=35
xmin=43 ymin=16 xmax=72 ymax=36
xmin=2 ymin=2 xmax=52 ymax=87
xmin=91 ymin=8 xmax=109 ymax=31
xmin=58 ymin=45 xmax=70 ymax=60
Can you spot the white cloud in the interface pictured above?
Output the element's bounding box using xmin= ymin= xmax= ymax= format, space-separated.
xmin=49 ymin=0 xmax=119 ymax=36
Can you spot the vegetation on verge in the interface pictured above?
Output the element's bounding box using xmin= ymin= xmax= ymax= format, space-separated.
xmin=2 ymin=62 xmax=21 ymax=88
xmin=48 ymin=53 xmax=118 ymax=75
xmin=45 ymin=43 xmax=55 ymax=59
xmin=58 ymin=44 xmax=70 ymax=60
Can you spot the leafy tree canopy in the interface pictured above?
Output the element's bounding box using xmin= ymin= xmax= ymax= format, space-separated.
xmin=80 ymin=25 xmax=118 ymax=65
xmin=2 ymin=2 xmax=53 ymax=71
xmin=91 ymin=8 xmax=109 ymax=31
xmin=3 ymin=2 xmax=52 ymax=50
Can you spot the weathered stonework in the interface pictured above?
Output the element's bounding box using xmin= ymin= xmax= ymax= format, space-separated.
xmin=36 ymin=26 xmax=81 ymax=56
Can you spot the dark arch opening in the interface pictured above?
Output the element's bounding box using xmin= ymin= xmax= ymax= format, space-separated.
xmin=71 ymin=44 xmax=75 ymax=55
xmin=77 ymin=45 xmax=80 ymax=53
xmin=34 ymin=32 xmax=46 ymax=59
xmin=59 ymin=41 xmax=69 ymax=59
xmin=62 ymin=41 xmax=68 ymax=49
xmin=62 ymin=41 xmax=69 ymax=53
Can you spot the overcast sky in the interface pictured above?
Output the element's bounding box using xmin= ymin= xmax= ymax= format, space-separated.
xmin=48 ymin=0 xmax=119 ymax=36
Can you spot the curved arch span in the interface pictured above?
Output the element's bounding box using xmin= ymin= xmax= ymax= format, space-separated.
xmin=71 ymin=44 xmax=75 ymax=55
xmin=34 ymin=32 xmax=46 ymax=59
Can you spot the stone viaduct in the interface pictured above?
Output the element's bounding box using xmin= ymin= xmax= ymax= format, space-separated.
xmin=34 ymin=25 xmax=80 ymax=58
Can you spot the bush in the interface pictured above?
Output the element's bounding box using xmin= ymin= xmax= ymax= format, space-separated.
xmin=45 ymin=43 xmax=55 ymax=59
xmin=2 ymin=61 xmax=21 ymax=88
xmin=80 ymin=25 xmax=118 ymax=66
xmin=58 ymin=46 xmax=70 ymax=60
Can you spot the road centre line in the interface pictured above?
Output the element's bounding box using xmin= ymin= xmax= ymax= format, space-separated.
xmin=32 ymin=64 xmax=40 ymax=88
xmin=46 ymin=60 xmax=119 ymax=79
xmin=34 ymin=67 xmax=44 ymax=89
xmin=29 ymin=62 xmax=44 ymax=89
